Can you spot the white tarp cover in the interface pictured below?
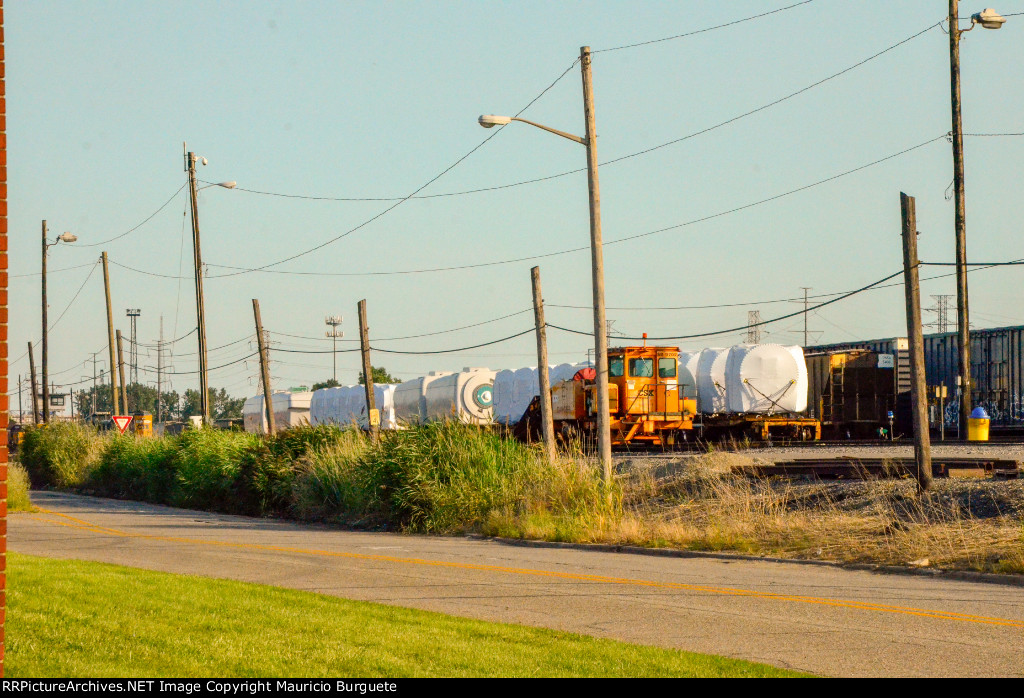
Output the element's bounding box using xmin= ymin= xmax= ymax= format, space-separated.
xmin=272 ymin=391 xmax=312 ymax=431
xmin=243 ymin=395 xmax=268 ymax=434
xmin=696 ymin=348 xmax=730 ymax=414
xmin=311 ymin=384 xmax=400 ymax=430
xmin=678 ymin=351 xmax=700 ymax=400
xmin=725 ymin=344 xmax=808 ymax=414
xmin=492 ymin=369 xmax=517 ymax=425
xmin=394 ymin=372 xmax=452 ymax=425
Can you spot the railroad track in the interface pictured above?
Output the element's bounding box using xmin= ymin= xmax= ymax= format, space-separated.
xmin=611 ymin=437 xmax=1024 ymax=456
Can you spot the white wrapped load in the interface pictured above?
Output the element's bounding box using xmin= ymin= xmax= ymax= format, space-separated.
xmin=424 ymin=367 xmax=496 ymax=425
xmin=550 ymin=363 xmax=578 ymax=385
xmin=492 ymin=369 xmax=517 ymax=425
xmin=311 ymin=384 xmax=400 ymax=430
xmin=243 ymin=395 xmax=268 ymax=434
xmin=272 ymin=391 xmax=312 ymax=431
xmin=725 ymin=344 xmax=808 ymax=414
xmin=678 ymin=351 xmax=701 ymax=400
xmin=511 ymin=366 xmax=538 ymax=425
xmin=697 ymin=348 xmax=730 ymax=414
xmin=394 ymin=371 xmax=452 ymax=425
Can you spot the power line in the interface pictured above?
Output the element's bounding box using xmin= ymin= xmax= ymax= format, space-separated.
xmin=204 ymin=135 xmax=947 ymax=280
xmin=76 ymin=184 xmax=188 ymax=247
xmin=213 ymin=22 xmax=941 ymax=208
xmin=268 ymin=309 xmax=533 ymax=343
xmin=549 ymin=269 xmax=906 ymax=341
xmin=369 ymin=328 xmax=537 ymax=355
xmin=594 ymin=0 xmax=817 ymax=53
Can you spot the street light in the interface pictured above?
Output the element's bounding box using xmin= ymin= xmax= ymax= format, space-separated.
xmin=41 ymin=221 xmax=78 ymax=423
xmin=947 ymin=3 xmax=1006 ymax=438
xmin=325 ymin=315 xmax=344 ymax=382
xmin=479 ymin=46 xmax=613 ymax=486
xmin=184 ymin=144 xmax=235 ymax=426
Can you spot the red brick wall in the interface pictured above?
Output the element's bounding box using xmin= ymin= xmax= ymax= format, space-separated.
xmin=0 ymin=0 xmax=7 ymax=678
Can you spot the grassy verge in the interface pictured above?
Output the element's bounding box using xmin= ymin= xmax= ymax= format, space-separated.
xmin=5 ymin=553 xmax=804 ymax=678
xmin=484 ymin=452 xmax=1024 ymax=575
xmin=19 ymin=422 xmax=1024 ymax=575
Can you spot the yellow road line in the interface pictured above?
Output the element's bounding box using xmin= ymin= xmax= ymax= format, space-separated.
xmin=29 ymin=506 xmax=1024 ymax=630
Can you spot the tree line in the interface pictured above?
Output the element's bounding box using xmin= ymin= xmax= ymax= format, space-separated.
xmin=75 ymin=383 xmax=245 ymax=421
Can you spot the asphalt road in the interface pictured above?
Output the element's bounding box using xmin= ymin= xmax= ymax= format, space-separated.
xmin=11 ymin=491 xmax=1024 ymax=678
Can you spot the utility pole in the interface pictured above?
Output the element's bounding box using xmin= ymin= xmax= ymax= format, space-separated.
xmin=357 ymin=299 xmax=379 ymax=443
xmin=116 ymin=330 xmax=128 ymax=416
xmin=531 ymin=267 xmax=556 ymax=463
xmin=901 ymin=193 xmax=933 ymax=493
xmin=252 ymin=299 xmax=276 ymax=435
xmin=17 ymin=374 xmax=22 ymax=423
xmin=802 ymin=287 xmax=811 ymax=346
xmin=185 ymin=145 xmax=210 ymax=425
xmin=41 ymin=220 xmax=49 ymax=423
xmin=102 ymin=252 xmax=121 ymax=415
xmin=325 ymin=315 xmax=344 ymax=382
xmin=580 ymin=46 xmax=611 ymax=485
xmin=28 ymin=342 xmax=39 ymax=425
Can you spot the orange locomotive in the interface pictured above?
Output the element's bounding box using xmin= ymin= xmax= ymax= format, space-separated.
xmin=552 ymin=345 xmax=696 ymax=447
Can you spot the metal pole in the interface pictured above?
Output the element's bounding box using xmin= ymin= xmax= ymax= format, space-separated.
xmin=949 ymin=0 xmax=972 ymax=438
xmin=17 ymin=374 xmax=22 ymax=423
xmin=157 ymin=316 xmax=163 ymax=423
xmin=358 ymin=299 xmax=379 ymax=443
xmin=252 ymin=299 xmax=276 ymax=435
xmin=580 ymin=46 xmax=612 ymax=485
xmin=531 ymin=266 xmax=556 ymax=463
xmin=102 ymin=252 xmax=120 ymax=415
xmin=116 ymin=330 xmax=128 ymax=416
xmin=901 ymin=192 xmax=933 ymax=493
xmin=186 ymin=147 xmax=210 ymax=426
xmin=41 ymin=220 xmax=49 ymax=423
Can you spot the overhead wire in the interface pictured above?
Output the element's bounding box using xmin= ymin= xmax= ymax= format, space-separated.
xmin=76 ymin=184 xmax=188 ymax=247
xmin=268 ymin=309 xmax=533 ymax=343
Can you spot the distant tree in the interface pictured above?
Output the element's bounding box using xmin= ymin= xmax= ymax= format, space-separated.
xmin=311 ymin=378 xmax=341 ymax=391
xmin=359 ymin=366 xmax=399 ymax=385
xmin=179 ymin=387 xmax=244 ymax=420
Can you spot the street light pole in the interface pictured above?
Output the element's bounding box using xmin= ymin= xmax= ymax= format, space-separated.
xmin=477 ymin=45 xmax=612 ymax=485
xmin=325 ymin=315 xmax=344 ymax=383
xmin=947 ymin=3 xmax=1007 ymax=437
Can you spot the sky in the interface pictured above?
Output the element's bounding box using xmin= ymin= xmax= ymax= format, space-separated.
xmin=6 ymin=0 xmax=1024 ymax=406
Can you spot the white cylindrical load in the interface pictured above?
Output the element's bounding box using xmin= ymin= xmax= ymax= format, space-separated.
xmin=725 ymin=344 xmax=808 ymax=414
xmin=492 ymin=369 xmax=517 ymax=425
xmin=394 ymin=371 xmax=452 ymax=425
xmin=243 ymin=395 xmax=268 ymax=434
xmin=550 ymin=363 xmax=577 ymax=385
xmin=312 ymin=385 xmax=399 ymax=429
xmin=697 ymin=348 xmax=730 ymax=414
xmin=424 ymin=368 xmax=496 ymax=425
xmin=511 ymin=366 xmax=538 ymax=425
xmin=271 ymin=391 xmax=312 ymax=431
xmin=677 ymin=351 xmax=700 ymax=400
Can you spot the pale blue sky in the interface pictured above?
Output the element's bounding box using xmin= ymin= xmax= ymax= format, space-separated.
xmin=7 ymin=0 xmax=1023 ymax=400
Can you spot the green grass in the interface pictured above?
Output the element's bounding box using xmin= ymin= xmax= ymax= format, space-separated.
xmin=5 ymin=553 xmax=805 ymax=678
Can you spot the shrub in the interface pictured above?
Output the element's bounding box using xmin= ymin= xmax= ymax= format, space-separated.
xmin=8 ymin=460 xmax=34 ymax=512
xmin=90 ymin=435 xmax=179 ymax=503
xmin=171 ymin=429 xmax=260 ymax=512
xmin=19 ymin=422 xmax=103 ymax=488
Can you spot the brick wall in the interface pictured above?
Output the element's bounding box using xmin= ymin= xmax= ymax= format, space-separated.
xmin=1 ymin=0 xmax=7 ymax=677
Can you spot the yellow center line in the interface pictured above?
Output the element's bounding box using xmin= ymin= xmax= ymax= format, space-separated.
xmin=28 ymin=506 xmax=1024 ymax=630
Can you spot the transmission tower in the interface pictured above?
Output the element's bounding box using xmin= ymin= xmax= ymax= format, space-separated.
xmin=930 ymin=295 xmax=953 ymax=334
xmin=746 ymin=310 xmax=762 ymax=344
xmin=126 ymin=308 xmax=141 ymax=385
xmin=325 ymin=315 xmax=344 ymax=382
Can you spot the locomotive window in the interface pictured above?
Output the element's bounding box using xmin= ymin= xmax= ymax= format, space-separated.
xmin=658 ymin=358 xmax=677 ymax=378
xmin=629 ymin=358 xmax=654 ymax=377
xmin=609 ymin=357 xmax=625 ymax=377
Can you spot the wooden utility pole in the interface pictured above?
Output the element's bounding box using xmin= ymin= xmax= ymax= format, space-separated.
xmin=901 ymin=193 xmax=933 ymax=493
xmin=948 ymin=0 xmax=973 ymax=439
xmin=116 ymin=330 xmax=128 ymax=416
xmin=580 ymin=46 xmax=611 ymax=485
xmin=41 ymin=220 xmax=50 ymax=423
xmin=252 ymin=299 xmax=276 ymax=435
xmin=28 ymin=342 xmax=39 ymax=425
xmin=357 ymin=299 xmax=379 ymax=442
xmin=185 ymin=146 xmax=210 ymax=425
xmin=531 ymin=267 xmax=556 ymax=462
xmin=102 ymin=252 xmax=120 ymax=415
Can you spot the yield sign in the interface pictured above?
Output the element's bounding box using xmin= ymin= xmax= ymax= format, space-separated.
xmin=112 ymin=415 xmax=134 ymax=435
